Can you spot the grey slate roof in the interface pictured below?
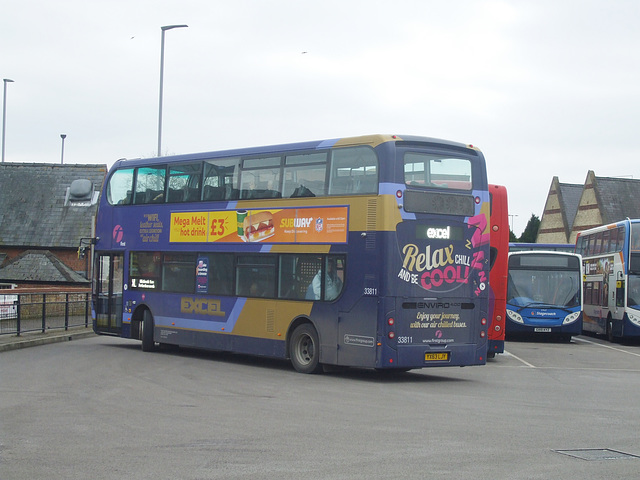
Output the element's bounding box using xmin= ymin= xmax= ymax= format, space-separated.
xmin=558 ymin=182 xmax=583 ymax=229
xmin=0 ymin=163 xmax=107 ymax=248
xmin=595 ymin=175 xmax=640 ymax=224
xmin=0 ymin=250 xmax=90 ymax=284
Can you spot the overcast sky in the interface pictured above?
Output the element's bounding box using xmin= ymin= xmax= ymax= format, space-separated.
xmin=2 ymin=0 xmax=639 ymax=235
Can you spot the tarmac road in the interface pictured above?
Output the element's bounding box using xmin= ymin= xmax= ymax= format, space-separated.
xmin=1 ymin=333 xmax=639 ymax=479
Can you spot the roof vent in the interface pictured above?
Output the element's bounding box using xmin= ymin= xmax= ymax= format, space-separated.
xmin=65 ymin=179 xmax=97 ymax=206
xmin=70 ymin=179 xmax=93 ymax=199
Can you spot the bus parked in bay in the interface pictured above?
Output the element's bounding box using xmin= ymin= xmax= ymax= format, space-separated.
xmin=575 ymin=219 xmax=640 ymax=341
xmin=506 ymin=251 xmax=583 ymax=342
xmin=487 ymin=184 xmax=509 ymax=357
xmin=92 ymin=134 xmax=491 ymax=373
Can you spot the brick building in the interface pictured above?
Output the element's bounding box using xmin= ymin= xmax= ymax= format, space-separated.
xmin=0 ymin=163 xmax=107 ymax=287
xmin=537 ymin=170 xmax=640 ymax=244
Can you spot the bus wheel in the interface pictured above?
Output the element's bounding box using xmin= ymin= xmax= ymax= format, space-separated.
xmin=141 ymin=309 xmax=156 ymax=352
xmin=289 ymin=324 xmax=322 ymax=374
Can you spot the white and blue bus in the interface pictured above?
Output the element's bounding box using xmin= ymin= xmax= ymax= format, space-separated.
xmin=575 ymin=219 xmax=640 ymax=341
xmin=506 ymin=251 xmax=583 ymax=341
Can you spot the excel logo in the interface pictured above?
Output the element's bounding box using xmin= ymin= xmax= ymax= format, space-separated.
xmin=180 ymin=297 xmax=225 ymax=317
xmin=426 ymin=226 xmax=450 ymax=239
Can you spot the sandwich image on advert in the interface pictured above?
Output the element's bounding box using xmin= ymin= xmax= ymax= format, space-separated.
xmin=243 ymin=211 xmax=275 ymax=242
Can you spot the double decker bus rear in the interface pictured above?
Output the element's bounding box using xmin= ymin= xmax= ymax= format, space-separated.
xmin=379 ymin=140 xmax=490 ymax=368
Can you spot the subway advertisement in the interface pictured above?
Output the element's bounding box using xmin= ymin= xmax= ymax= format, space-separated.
xmin=169 ymin=206 xmax=348 ymax=244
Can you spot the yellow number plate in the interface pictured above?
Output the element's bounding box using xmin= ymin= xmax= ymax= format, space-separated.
xmin=425 ymin=352 xmax=450 ymax=361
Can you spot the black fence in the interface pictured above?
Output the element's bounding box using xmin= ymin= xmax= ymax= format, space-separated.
xmin=0 ymin=290 xmax=91 ymax=336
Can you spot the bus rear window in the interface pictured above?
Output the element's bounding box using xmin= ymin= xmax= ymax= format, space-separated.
xmin=404 ymin=153 xmax=472 ymax=190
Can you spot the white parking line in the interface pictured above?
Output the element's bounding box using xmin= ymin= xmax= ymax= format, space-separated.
xmin=503 ymin=350 xmax=537 ymax=368
xmin=572 ymin=336 xmax=640 ymax=357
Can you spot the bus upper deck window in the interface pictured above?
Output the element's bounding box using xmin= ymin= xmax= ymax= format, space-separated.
xmin=134 ymin=166 xmax=166 ymax=205
xmin=107 ymin=168 xmax=134 ymax=205
xmin=329 ymin=147 xmax=378 ymax=195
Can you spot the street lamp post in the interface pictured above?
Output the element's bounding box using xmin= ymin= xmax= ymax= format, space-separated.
xmin=60 ymin=134 xmax=67 ymax=164
xmin=157 ymin=24 xmax=188 ymax=157
xmin=2 ymin=78 xmax=14 ymax=163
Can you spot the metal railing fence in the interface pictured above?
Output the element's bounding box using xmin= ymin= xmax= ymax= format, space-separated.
xmin=0 ymin=289 xmax=91 ymax=336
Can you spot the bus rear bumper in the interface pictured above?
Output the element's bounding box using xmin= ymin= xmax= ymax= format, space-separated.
xmin=382 ymin=343 xmax=487 ymax=369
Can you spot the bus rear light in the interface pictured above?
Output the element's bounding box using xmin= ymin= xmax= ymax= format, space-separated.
xmin=480 ymin=330 xmax=486 ymax=338
xmin=492 ymin=225 xmax=499 ymax=232
xmin=388 ymin=331 xmax=396 ymax=339
xmin=496 ymin=315 xmax=502 ymax=322
xmin=475 ymin=196 xmax=481 ymax=204
xmin=494 ymin=325 xmax=501 ymax=332
xmin=481 ymin=317 xmax=487 ymax=325
xmin=396 ymin=190 xmax=403 ymax=198
xmin=388 ymin=317 xmax=395 ymax=326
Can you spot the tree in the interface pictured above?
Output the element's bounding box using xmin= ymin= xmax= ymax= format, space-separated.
xmin=518 ymin=214 xmax=540 ymax=243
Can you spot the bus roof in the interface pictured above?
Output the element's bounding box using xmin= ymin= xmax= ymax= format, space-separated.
xmin=509 ymin=242 xmax=574 ymax=252
xmin=111 ymin=134 xmax=480 ymax=169
xmin=575 ymin=218 xmax=640 ymax=238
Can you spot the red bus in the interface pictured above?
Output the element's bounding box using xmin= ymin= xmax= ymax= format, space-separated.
xmin=488 ymin=184 xmax=508 ymax=357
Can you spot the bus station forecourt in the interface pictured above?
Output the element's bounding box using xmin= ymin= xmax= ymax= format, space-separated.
xmin=3 ymin=134 xmax=640 ymax=477
xmin=2 ymin=328 xmax=640 ymax=479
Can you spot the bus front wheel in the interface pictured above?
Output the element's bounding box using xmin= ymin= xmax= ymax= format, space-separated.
xmin=289 ymin=324 xmax=322 ymax=374
xmin=141 ymin=309 xmax=156 ymax=352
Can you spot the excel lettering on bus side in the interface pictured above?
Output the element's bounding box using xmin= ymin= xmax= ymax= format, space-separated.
xmin=180 ymin=297 xmax=226 ymax=317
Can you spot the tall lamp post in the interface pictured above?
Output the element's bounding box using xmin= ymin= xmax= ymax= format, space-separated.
xmin=60 ymin=134 xmax=67 ymax=164
xmin=157 ymin=24 xmax=188 ymax=157
xmin=2 ymin=78 xmax=14 ymax=163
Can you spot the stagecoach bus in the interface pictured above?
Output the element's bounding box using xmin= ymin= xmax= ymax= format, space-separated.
xmin=506 ymin=251 xmax=583 ymax=341
xmin=576 ymin=219 xmax=640 ymax=341
xmin=92 ymin=134 xmax=491 ymax=373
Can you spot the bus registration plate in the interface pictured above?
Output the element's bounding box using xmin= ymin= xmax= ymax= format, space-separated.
xmin=534 ymin=327 xmax=552 ymax=332
xmin=425 ymin=352 xmax=449 ymax=361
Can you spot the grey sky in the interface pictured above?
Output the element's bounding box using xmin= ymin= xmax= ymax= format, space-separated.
xmin=2 ymin=0 xmax=639 ymax=235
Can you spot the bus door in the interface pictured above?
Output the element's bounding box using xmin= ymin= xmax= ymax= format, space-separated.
xmin=94 ymin=253 xmax=124 ymax=334
xmin=614 ymin=270 xmax=626 ymax=320
xmin=608 ymin=272 xmax=616 ymax=313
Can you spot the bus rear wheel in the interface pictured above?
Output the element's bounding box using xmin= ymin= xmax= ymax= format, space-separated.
xmin=289 ymin=324 xmax=322 ymax=374
xmin=141 ymin=309 xmax=156 ymax=352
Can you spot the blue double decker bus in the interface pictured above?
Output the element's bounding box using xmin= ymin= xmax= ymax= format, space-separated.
xmin=92 ymin=134 xmax=490 ymax=372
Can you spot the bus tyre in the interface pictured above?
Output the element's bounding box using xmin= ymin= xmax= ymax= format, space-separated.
xmin=289 ymin=324 xmax=322 ymax=374
xmin=141 ymin=309 xmax=156 ymax=352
